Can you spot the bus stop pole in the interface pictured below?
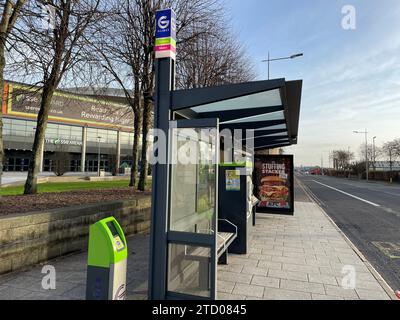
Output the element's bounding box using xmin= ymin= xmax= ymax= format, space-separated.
xmin=148 ymin=57 xmax=175 ymax=300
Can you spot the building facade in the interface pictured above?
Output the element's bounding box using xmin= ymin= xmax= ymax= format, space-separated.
xmin=2 ymin=82 xmax=136 ymax=173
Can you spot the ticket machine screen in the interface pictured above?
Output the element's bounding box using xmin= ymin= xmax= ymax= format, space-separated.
xmin=107 ymin=222 xmax=125 ymax=251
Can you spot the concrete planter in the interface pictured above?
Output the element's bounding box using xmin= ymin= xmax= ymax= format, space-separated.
xmin=0 ymin=196 xmax=151 ymax=275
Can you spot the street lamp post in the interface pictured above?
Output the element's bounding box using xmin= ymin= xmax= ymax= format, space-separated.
xmin=389 ymin=148 xmax=393 ymax=184
xmin=353 ymin=130 xmax=369 ymax=182
xmin=321 ymin=155 xmax=324 ymax=176
xmin=262 ymin=52 xmax=303 ymax=80
xmin=97 ymin=136 xmax=101 ymax=177
xmin=373 ymin=136 xmax=377 ymax=177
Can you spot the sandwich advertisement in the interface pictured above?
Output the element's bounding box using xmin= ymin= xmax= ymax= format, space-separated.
xmin=253 ymin=155 xmax=294 ymax=215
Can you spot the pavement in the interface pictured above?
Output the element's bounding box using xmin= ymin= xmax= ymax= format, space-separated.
xmin=0 ymin=234 xmax=149 ymax=300
xmin=298 ymin=174 xmax=400 ymax=293
xmin=1 ymin=172 xmax=50 ymax=186
xmin=0 ymin=172 xmax=116 ymax=186
xmin=0 ymin=178 xmax=395 ymax=300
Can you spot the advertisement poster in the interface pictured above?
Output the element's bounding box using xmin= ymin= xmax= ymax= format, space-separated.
xmin=253 ymin=155 xmax=294 ymax=215
xmin=226 ymin=170 xmax=241 ymax=191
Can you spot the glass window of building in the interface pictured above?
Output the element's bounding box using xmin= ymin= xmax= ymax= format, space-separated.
xmin=108 ymin=130 xmax=118 ymax=144
xmin=46 ymin=123 xmax=59 ymax=139
xmin=97 ymin=129 xmax=109 ymax=142
xmin=25 ymin=121 xmax=36 ymax=137
xmin=87 ymin=128 xmax=100 ymax=142
xmin=70 ymin=126 xmax=83 ymax=141
xmin=11 ymin=119 xmax=27 ymax=136
xmin=120 ymin=132 xmax=132 ymax=146
xmin=58 ymin=124 xmax=71 ymax=139
xmin=3 ymin=118 xmax=12 ymax=136
xmin=25 ymin=120 xmax=36 ymax=129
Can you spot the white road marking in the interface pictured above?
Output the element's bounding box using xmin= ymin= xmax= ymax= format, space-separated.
xmin=336 ymin=181 xmax=400 ymax=197
xmin=312 ymin=180 xmax=381 ymax=207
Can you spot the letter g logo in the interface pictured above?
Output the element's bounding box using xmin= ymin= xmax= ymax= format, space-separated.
xmin=158 ymin=16 xmax=169 ymax=29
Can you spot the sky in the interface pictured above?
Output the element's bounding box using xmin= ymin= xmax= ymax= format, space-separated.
xmin=227 ymin=0 xmax=400 ymax=166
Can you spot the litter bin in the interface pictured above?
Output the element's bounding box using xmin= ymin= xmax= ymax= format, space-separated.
xmin=86 ymin=217 xmax=127 ymax=300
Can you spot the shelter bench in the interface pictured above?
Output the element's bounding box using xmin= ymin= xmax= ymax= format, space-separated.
xmin=183 ymin=219 xmax=237 ymax=291
xmin=186 ymin=219 xmax=237 ymax=264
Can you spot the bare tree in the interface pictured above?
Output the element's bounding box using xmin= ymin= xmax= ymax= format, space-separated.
xmin=93 ymin=0 xmax=251 ymax=192
xmin=7 ymin=0 xmax=102 ymax=194
xmin=88 ymin=0 xmax=144 ymax=188
xmin=0 ymin=0 xmax=25 ymax=185
xmin=135 ymin=0 xmax=253 ymax=191
xmin=384 ymin=138 xmax=400 ymax=158
xmin=91 ymin=0 xmax=226 ymax=191
xmin=135 ymin=0 xmax=154 ymax=192
xmin=359 ymin=143 xmax=382 ymax=171
xmin=332 ymin=150 xmax=354 ymax=171
xmin=382 ymin=139 xmax=400 ymax=180
xmin=176 ymin=32 xmax=254 ymax=89
xmin=52 ymin=146 xmax=71 ymax=176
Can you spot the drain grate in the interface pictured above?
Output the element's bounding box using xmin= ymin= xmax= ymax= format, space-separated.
xmin=373 ymin=242 xmax=400 ymax=259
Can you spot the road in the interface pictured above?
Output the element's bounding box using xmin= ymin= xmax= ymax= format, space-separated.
xmin=297 ymin=174 xmax=400 ymax=292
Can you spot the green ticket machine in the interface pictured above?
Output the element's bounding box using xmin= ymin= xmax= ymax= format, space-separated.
xmin=86 ymin=217 xmax=128 ymax=300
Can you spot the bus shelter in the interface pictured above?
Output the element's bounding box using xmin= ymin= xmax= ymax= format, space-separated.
xmin=148 ymin=9 xmax=302 ymax=300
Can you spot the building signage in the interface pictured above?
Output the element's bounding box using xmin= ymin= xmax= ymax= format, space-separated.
xmin=5 ymin=84 xmax=134 ymax=129
xmin=45 ymin=138 xmax=83 ymax=147
xmin=253 ymin=155 xmax=294 ymax=215
xmin=155 ymin=8 xmax=177 ymax=60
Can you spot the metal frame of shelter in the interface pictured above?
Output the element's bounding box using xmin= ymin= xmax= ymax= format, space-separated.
xmin=148 ymin=11 xmax=302 ymax=301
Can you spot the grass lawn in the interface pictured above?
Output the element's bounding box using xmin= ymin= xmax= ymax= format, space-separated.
xmin=0 ymin=179 xmax=152 ymax=196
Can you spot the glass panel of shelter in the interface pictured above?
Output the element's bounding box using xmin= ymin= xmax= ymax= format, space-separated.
xmin=167 ymin=120 xmax=218 ymax=299
xmin=190 ymin=89 xmax=282 ymax=113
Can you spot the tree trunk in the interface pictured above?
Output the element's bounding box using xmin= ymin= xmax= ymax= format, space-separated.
xmin=130 ymin=107 xmax=141 ymax=187
xmin=128 ymin=75 xmax=141 ymax=187
xmin=138 ymin=96 xmax=151 ymax=191
xmin=129 ymin=125 xmax=139 ymax=187
xmin=0 ymin=46 xmax=6 ymax=186
xmin=24 ymin=84 xmax=56 ymax=194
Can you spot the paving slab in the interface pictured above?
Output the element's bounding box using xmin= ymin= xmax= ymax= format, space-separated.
xmin=263 ymin=287 xmax=312 ymax=300
xmin=311 ymin=294 xmax=344 ymax=300
xmin=251 ymin=276 xmax=280 ymax=289
xmin=232 ymin=283 xmax=264 ymax=298
xmin=242 ymin=266 xmax=269 ymax=277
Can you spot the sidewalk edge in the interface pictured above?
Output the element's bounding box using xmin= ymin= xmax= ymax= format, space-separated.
xmin=296 ymin=177 xmax=397 ymax=300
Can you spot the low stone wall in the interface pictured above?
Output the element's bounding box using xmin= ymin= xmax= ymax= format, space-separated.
xmin=1 ymin=175 xmax=132 ymax=187
xmin=0 ymin=196 xmax=151 ymax=275
xmin=85 ymin=176 xmax=130 ymax=182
